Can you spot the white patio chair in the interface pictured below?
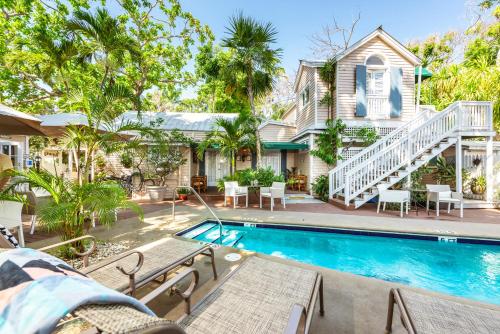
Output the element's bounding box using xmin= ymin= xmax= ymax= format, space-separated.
xmin=426 ymin=184 xmax=463 ymax=218
xmin=260 ymin=182 xmax=286 ymax=212
xmin=376 ymin=184 xmax=410 ymax=218
xmin=0 ymin=200 xmax=25 ymax=246
xmin=224 ymin=181 xmax=248 ymax=208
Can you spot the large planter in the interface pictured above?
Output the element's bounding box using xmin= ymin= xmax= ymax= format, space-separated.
xmin=147 ymin=186 xmax=167 ymax=201
xmin=471 ymin=184 xmax=486 ymax=195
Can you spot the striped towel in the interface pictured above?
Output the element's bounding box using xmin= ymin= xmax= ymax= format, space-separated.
xmin=0 ymin=248 xmax=153 ymax=334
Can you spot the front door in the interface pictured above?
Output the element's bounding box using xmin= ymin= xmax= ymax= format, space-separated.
xmin=205 ymin=151 xmax=230 ymax=186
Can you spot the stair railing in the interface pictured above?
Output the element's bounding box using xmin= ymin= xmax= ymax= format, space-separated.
xmin=342 ymin=101 xmax=493 ymax=206
xmin=172 ymin=186 xmax=224 ymax=244
xmin=328 ymin=108 xmax=435 ymax=198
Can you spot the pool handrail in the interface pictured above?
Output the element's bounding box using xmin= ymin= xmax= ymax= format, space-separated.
xmin=172 ymin=186 xmax=224 ymax=244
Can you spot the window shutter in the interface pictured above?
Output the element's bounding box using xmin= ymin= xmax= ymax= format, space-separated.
xmin=355 ymin=65 xmax=367 ymax=117
xmin=390 ymin=67 xmax=403 ymax=118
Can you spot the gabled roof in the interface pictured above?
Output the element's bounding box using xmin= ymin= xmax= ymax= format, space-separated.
xmin=294 ymin=27 xmax=421 ymax=91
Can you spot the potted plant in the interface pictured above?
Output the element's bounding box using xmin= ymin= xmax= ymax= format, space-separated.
xmin=177 ymin=187 xmax=190 ymax=201
xmin=470 ymin=175 xmax=486 ymax=195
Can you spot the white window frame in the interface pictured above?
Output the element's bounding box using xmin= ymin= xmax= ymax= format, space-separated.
xmin=364 ymin=53 xmax=391 ymax=120
xmin=300 ymin=84 xmax=311 ymax=110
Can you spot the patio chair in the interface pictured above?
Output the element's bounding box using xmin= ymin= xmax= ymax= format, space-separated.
xmin=385 ymin=288 xmax=500 ymax=334
xmin=74 ymin=256 xmax=325 ymax=334
xmin=0 ymin=200 xmax=24 ymax=246
xmin=191 ymin=175 xmax=207 ymax=193
xmin=426 ymin=184 xmax=463 ymax=218
xmin=224 ymin=181 xmax=248 ymax=208
xmin=376 ymin=185 xmax=410 ymax=218
xmin=260 ymin=181 xmax=286 ymax=211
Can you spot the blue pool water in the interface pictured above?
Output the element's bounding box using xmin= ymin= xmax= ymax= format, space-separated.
xmin=178 ymin=221 xmax=500 ymax=305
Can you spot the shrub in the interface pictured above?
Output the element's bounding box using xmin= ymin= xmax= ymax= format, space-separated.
xmin=312 ymin=175 xmax=329 ymax=202
xmin=216 ymin=167 xmax=284 ymax=191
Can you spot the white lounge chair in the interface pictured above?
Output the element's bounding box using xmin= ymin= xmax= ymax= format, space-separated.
xmin=376 ymin=184 xmax=410 ymax=218
xmin=0 ymin=200 xmax=25 ymax=246
xmin=260 ymin=182 xmax=286 ymax=211
xmin=426 ymin=184 xmax=463 ymax=218
xmin=224 ymin=181 xmax=248 ymax=208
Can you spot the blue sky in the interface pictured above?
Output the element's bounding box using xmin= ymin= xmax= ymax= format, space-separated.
xmin=181 ymin=0 xmax=472 ymax=75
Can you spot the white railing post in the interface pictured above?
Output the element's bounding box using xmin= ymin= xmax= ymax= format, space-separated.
xmin=344 ymin=174 xmax=350 ymax=207
xmin=457 ymin=101 xmax=462 ymax=131
xmin=406 ymin=131 xmax=412 ymax=188
xmin=328 ymin=172 xmax=333 ymax=200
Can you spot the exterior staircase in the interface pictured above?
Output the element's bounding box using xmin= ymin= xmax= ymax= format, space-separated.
xmin=328 ymin=101 xmax=494 ymax=208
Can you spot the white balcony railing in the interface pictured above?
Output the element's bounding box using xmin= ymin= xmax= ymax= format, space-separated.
xmin=367 ymin=96 xmax=389 ymax=119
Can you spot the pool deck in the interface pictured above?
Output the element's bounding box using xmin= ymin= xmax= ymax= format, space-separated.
xmin=29 ymin=201 xmax=500 ymax=334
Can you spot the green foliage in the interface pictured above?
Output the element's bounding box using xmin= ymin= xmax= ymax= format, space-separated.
xmin=197 ymin=112 xmax=257 ymax=175
xmin=0 ymin=0 xmax=212 ymax=113
xmin=470 ymin=175 xmax=487 ymax=194
xmin=413 ymin=7 xmax=500 ymax=130
xmin=434 ymin=157 xmax=470 ymax=190
xmin=310 ymin=119 xmax=346 ymax=166
xmin=216 ymin=167 xmax=284 ymax=191
xmin=176 ymin=187 xmax=191 ymax=195
xmin=318 ymin=58 xmax=336 ymax=119
xmin=355 ymin=127 xmax=380 ymax=146
xmin=1 ymin=169 xmax=142 ymax=241
xmin=312 ymin=175 xmax=329 ymax=202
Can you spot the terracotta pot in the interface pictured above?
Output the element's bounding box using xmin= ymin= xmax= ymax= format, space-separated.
xmin=147 ymin=186 xmax=167 ymax=201
xmin=179 ymin=194 xmax=188 ymax=201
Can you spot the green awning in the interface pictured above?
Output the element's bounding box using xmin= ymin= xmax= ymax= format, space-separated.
xmin=263 ymin=142 xmax=308 ymax=150
xmin=415 ymin=67 xmax=432 ymax=82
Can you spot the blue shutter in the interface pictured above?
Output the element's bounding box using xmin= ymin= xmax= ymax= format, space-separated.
xmin=390 ymin=67 xmax=403 ymax=118
xmin=355 ymin=65 xmax=367 ymax=117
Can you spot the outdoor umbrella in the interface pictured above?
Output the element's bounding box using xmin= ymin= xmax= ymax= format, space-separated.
xmin=0 ymin=104 xmax=46 ymax=136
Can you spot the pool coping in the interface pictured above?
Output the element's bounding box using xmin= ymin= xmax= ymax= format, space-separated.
xmin=177 ymin=219 xmax=500 ymax=246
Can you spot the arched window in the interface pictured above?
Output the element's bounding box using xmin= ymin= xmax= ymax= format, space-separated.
xmin=366 ymin=55 xmax=385 ymax=66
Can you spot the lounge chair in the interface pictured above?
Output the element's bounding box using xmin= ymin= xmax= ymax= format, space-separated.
xmin=224 ymin=181 xmax=248 ymax=208
xmin=426 ymin=184 xmax=463 ymax=218
xmin=385 ymin=288 xmax=500 ymax=334
xmin=260 ymin=182 xmax=286 ymax=211
xmin=3 ymin=234 xmax=217 ymax=296
xmin=74 ymin=256 xmax=324 ymax=334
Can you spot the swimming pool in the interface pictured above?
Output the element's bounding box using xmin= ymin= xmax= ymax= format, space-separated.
xmin=177 ymin=220 xmax=500 ymax=305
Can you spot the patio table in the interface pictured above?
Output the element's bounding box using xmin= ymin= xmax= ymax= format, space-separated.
xmin=402 ymin=188 xmax=427 ymax=216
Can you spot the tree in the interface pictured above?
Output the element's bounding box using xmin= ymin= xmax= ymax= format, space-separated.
xmin=310 ymin=119 xmax=346 ymax=167
xmin=2 ymin=169 xmax=142 ymax=242
xmin=197 ymin=112 xmax=257 ymax=175
xmin=222 ymin=13 xmax=282 ymax=166
xmin=310 ymin=13 xmax=360 ymax=58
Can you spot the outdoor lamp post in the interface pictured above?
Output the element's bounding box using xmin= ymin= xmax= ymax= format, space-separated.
xmin=34 ymin=155 xmax=41 ymax=172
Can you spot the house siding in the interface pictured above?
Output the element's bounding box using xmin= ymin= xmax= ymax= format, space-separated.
xmin=316 ymin=69 xmax=332 ymax=127
xmin=259 ymin=123 xmax=296 ymax=142
xmin=282 ymin=104 xmax=297 ymax=124
xmin=336 ymin=36 xmax=416 ymax=122
xmin=296 ymin=66 xmax=316 ymax=132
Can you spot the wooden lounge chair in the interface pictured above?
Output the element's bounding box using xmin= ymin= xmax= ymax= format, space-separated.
xmin=73 ymin=256 xmax=324 ymax=334
xmin=385 ymin=288 xmax=500 ymax=334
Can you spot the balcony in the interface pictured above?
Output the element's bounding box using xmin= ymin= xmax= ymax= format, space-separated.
xmin=366 ymin=95 xmax=389 ymax=119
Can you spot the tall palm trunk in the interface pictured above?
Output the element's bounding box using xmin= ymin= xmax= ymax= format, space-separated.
xmin=247 ymin=69 xmax=261 ymax=168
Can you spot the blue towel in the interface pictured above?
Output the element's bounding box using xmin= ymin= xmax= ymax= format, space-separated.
xmin=0 ymin=248 xmax=154 ymax=334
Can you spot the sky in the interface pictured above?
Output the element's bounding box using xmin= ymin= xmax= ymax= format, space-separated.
xmin=181 ymin=0 xmax=475 ymax=76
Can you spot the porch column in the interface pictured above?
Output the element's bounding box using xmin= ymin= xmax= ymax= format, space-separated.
xmin=485 ymin=136 xmax=494 ymax=202
xmin=455 ymin=136 xmax=462 ymax=193
xmin=251 ymin=152 xmax=257 ymax=170
xmin=67 ymin=150 xmax=73 ymax=180
xmin=280 ymin=149 xmax=287 ymax=177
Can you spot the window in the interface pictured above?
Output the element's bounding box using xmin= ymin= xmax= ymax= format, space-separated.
xmin=300 ymin=86 xmax=310 ymax=108
xmin=367 ymin=70 xmax=385 ymax=95
xmin=366 ymin=55 xmax=384 ymax=66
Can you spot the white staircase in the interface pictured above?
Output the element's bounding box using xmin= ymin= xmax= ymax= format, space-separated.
xmin=328 ymin=101 xmax=494 ymax=208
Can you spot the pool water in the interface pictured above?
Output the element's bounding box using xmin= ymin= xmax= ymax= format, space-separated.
xmin=178 ymin=221 xmax=500 ymax=305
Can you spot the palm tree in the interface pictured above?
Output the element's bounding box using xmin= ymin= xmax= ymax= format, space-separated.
xmin=222 ymin=13 xmax=282 ymax=166
xmin=67 ymin=8 xmax=138 ymax=89
xmin=197 ymin=112 xmax=257 ymax=175
xmin=1 ymin=169 xmax=142 ymax=242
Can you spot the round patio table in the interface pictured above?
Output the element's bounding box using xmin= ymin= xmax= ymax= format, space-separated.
xmin=403 ymin=188 xmax=427 ymax=216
